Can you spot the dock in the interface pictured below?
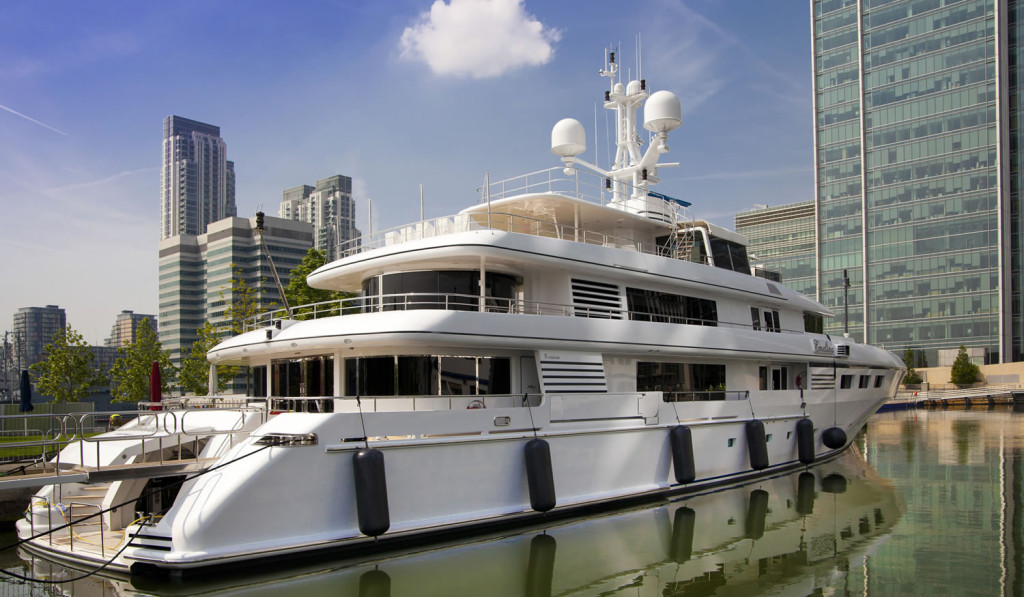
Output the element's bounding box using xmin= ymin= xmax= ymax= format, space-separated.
xmin=879 ymin=384 xmax=1023 ymax=412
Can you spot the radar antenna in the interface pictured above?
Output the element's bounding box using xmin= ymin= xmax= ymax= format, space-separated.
xmin=551 ymin=47 xmax=683 ymax=213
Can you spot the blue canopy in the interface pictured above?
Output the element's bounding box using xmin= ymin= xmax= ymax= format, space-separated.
xmin=647 ymin=191 xmax=691 ymax=208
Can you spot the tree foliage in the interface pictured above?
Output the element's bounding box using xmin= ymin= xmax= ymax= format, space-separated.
xmin=949 ymin=345 xmax=980 ymax=386
xmin=29 ymin=325 xmax=105 ymax=403
xmin=179 ymin=322 xmax=239 ymax=395
xmin=901 ymin=348 xmax=922 ymax=385
xmin=220 ymin=265 xmax=275 ymax=335
xmin=109 ymin=318 xmax=176 ymax=403
xmin=284 ymin=248 xmax=353 ymax=318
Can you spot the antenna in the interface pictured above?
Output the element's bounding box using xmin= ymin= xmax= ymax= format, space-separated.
xmin=551 ymin=46 xmax=683 ymax=211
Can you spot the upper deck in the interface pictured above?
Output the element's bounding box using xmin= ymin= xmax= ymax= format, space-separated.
xmin=332 ymin=167 xmax=749 ymax=272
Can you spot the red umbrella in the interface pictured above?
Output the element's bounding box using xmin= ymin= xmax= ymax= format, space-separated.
xmin=149 ymin=361 xmax=162 ymax=411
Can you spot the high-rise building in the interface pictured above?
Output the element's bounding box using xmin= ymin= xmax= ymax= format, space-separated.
xmin=158 ymin=215 xmax=313 ymax=391
xmin=279 ymin=175 xmax=361 ymax=261
xmin=12 ymin=305 xmax=66 ymax=372
xmin=104 ymin=310 xmax=158 ymax=348
xmin=736 ymin=202 xmax=817 ymax=299
xmin=161 ymin=116 xmax=236 ymax=239
xmin=811 ymin=0 xmax=1020 ymax=364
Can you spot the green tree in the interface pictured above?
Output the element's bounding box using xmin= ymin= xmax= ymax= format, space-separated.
xmin=109 ymin=318 xmax=176 ymax=403
xmin=29 ymin=325 xmax=105 ymax=403
xmin=949 ymin=345 xmax=980 ymax=386
xmin=179 ymin=322 xmax=239 ymax=395
xmin=220 ymin=265 xmax=275 ymax=335
xmin=902 ymin=348 xmax=922 ymax=385
xmin=284 ymin=248 xmax=353 ymax=318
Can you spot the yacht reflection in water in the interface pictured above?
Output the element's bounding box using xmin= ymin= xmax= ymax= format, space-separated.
xmin=26 ymin=448 xmax=901 ymax=596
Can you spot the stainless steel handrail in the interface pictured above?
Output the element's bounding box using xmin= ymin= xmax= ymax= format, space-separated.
xmin=268 ymin=393 xmax=542 ymax=413
xmin=244 ymin=291 xmax=793 ymax=334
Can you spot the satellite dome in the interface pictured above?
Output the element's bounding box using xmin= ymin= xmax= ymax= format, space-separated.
xmin=644 ymin=90 xmax=682 ymax=133
xmin=551 ymin=118 xmax=586 ymax=157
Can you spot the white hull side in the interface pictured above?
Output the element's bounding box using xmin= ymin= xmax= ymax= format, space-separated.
xmin=113 ymin=388 xmax=885 ymax=572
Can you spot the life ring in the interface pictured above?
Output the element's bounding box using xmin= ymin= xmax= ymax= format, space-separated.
xmin=795 ymin=374 xmax=803 ymax=390
xmin=467 ymin=399 xmax=486 ymax=409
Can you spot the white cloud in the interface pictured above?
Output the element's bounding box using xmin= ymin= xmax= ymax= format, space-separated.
xmin=400 ymin=0 xmax=560 ymax=79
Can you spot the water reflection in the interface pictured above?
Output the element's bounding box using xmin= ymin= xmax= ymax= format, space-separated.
xmin=6 ymin=448 xmax=902 ymax=596
xmin=864 ymin=408 xmax=1024 ymax=596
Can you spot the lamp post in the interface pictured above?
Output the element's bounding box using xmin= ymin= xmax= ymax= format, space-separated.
xmin=843 ymin=269 xmax=851 ymax=338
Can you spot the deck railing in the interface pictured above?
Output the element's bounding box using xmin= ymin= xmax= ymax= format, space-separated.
xmin=336 ymin=167 xmax=698 ymax=259
xmin=336 ymin=210 xmax=680 ymax=260
xmin=243 ymin=291 xmax=802 ymax=335
xmin=0 ymin=399 xmax=265 ymax=481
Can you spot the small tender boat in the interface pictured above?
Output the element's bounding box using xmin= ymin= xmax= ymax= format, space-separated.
xmin=16 ymin=48 xmax=904 ymax=577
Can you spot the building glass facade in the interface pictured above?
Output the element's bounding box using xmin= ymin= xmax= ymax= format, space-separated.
xmin=158 ymin=215 xmax=313 ymax=393
xmin=813 ymin=0 xmax=1011 ymax=364
xmin=735 ymin=202 xmax=818 ymax=298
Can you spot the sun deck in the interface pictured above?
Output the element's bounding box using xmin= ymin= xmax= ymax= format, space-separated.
xmin=336 ymin=167 xmax=704 ymax=262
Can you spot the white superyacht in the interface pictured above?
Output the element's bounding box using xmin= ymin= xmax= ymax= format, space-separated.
xmin=16 ymin=49 xmax=904 ymax=577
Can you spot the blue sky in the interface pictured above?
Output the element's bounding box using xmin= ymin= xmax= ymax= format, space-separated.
xmin=0 ymin=0 xmax=814 ymax=344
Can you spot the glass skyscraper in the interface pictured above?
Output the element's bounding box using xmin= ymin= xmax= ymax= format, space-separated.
xmin=158 ymin=215 xmax=313 ymax=393
xmin=812 ymin=0 xmax=1023 ymax=364
xmin=736 ymin=201 xmax=818 ymax=298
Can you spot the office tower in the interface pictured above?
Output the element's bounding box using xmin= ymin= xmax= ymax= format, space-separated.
xmin=279 ymin=175 xmax=361 ymax=261
xmin=11 ymin=304 xmax=67 ymax=385
xmin=812 ymin=0 xmax=1018 ymax=364
xmin=161 ymin=116 xmax=237 ymax=239
xmin=104 ymin=311 xmax=158 ymax=348
xmin=158 ymin=215 xmax=313 ymax=392
xmin=736 ymin=201 xmax=817 ymax=299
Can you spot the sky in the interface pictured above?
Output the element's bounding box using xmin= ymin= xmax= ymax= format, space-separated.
xmin=0 ymin=0 xmax=815 ymax=345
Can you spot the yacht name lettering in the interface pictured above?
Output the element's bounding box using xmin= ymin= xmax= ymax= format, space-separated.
xmin=812 ymin=339 xmax=835 ymax=355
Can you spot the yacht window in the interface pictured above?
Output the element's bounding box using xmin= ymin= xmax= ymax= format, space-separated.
xmin=361 ymin=271 xmax=519 ymax=312
xmin=858 ymin=375 xmax=870 ymax=389
xmin=627 ymin=288 xmax=717 ymax=326
xmin=252 ymin=365 xmax=267 ymax=397
xmin=709 ymin=237 xmax=751 ymax=274
xmin=840 ymin=374 xmax=853 ymax=389
xmin=345 ymin=355 xmax=511 ymax=396
xmin=639 ymin=361 xmax=726 ymax=401
xmin=751 ymin=307 xmax=761 ymax=331
xmin=804 ymin=313 xmax=824 ymax=334
xmin=874 ymin=375 xmax=884 ymax=388
xmin=271 ymin=355 xmax=334 ymax=398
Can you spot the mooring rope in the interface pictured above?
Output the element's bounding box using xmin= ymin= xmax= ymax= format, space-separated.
xmin=0 ymin=443 xmax=273 ymax=584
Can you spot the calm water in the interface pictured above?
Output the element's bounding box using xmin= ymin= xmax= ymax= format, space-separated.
xmin=0 ymin=407 xmax=1020 ymax=596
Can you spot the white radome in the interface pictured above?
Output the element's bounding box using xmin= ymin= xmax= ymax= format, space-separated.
xmin=644 ymin=90 xmax=682 ymax=133
xmin=551 ymin=117 xmax=587 ymax=157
